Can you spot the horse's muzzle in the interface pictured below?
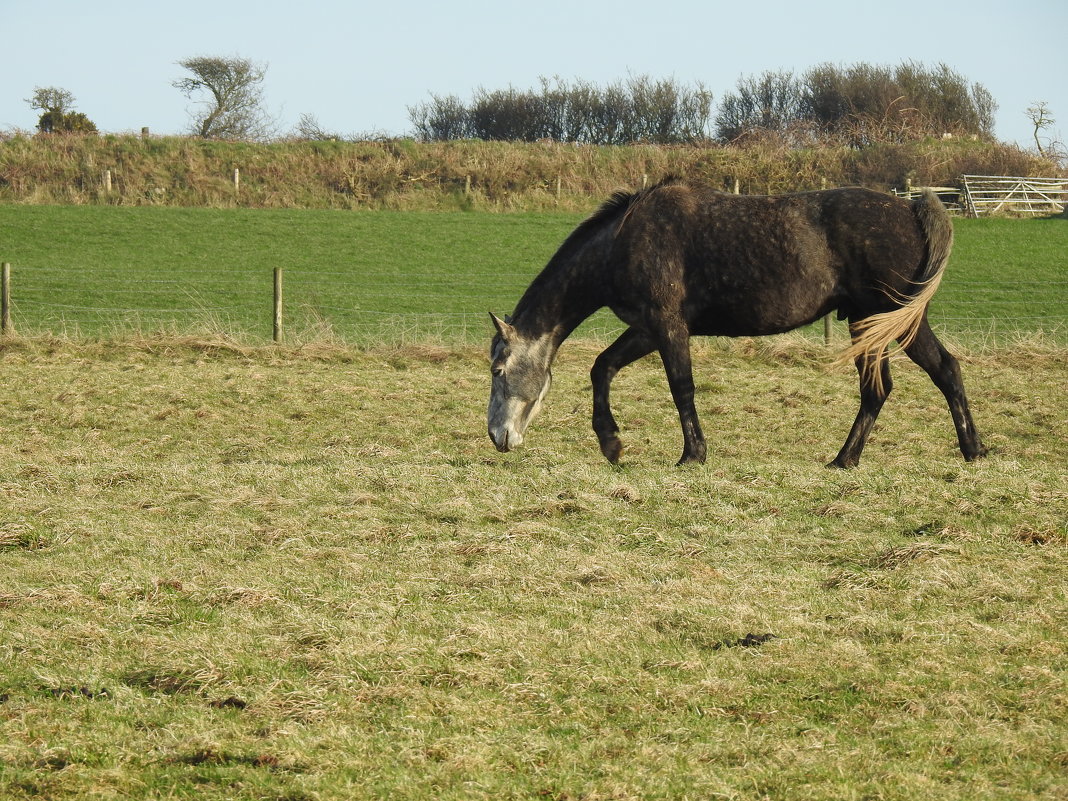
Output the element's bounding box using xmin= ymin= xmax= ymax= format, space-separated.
xmin=489 ymin=427 xmax=519 ymax=452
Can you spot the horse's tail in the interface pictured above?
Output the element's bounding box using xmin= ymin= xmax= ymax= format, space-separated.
xmin=837 ymin=190 xmax=953 ymax=392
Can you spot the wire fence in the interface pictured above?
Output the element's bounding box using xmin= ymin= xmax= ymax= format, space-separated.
xmin=2 ymin=261 xmax=1066 ymax=348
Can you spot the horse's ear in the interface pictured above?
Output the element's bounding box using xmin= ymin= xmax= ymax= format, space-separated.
xmin=490 ymin=312 xmax=516 ymax=340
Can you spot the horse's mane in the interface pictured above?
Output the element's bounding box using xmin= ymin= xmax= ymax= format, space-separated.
xmin=569 ymin=189 xmax=637 ymax=243
xmin=510 ymin=177 xmax=686 ymax=323
xmin=553 ymin=176 xmax=686 ymax=261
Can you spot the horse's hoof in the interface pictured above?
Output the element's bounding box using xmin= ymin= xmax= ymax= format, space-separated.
xmin=675 ymin=452 xmax=706 ymax=467
xmin=599 ymin=436 xmax=623 ymax=464
xmin=826 ymin=457 xmax=858 ymax=469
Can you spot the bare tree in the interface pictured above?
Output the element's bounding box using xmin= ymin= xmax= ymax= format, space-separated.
xmin=174 ymin=56 xmax=274 ymax=140
xmin=293 ymin=113 xmax=341 ymax=141
xmin=1026 ymin=101 xmax=1058 ymax=157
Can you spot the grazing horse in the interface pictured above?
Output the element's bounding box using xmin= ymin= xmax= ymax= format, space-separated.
xmin=487 ymin=177 xmax=987 ymax=467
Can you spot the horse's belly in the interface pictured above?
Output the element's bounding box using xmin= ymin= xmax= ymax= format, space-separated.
xmin=686 ymin=286 xmax=837 ymax=337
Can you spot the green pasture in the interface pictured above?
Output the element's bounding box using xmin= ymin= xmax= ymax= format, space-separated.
xmin=0 ymin=336 xmax=1065 ymax=800
xmin=0 ymin=206 xmax=1065 ymax=346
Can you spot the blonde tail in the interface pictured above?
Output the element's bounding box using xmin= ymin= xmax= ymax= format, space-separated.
xmin=836 ymin=190 xmax=953 ymax=394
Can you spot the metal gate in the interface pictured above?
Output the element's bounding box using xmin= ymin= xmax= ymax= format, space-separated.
xmin=960 ymin=175 xmax=1068 ymax=217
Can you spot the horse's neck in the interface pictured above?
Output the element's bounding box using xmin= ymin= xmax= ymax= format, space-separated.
xmin=513 ymin=224 xmax=612 ymax=346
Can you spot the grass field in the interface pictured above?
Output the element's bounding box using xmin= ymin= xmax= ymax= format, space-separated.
xmin=0 ymin=206 xmax=1065 ymax=346
xmin=0 ymin=335 xmax=1066 ymax=800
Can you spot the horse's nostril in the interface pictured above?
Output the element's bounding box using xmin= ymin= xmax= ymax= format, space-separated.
xmin=489 ymin=428 xmax=510 ymax=452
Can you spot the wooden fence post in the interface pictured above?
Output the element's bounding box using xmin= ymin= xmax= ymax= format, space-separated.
xmin=273 ymin=267 xmax=283 ymax=343
xmin=824 ymin=314 xmax=832 ymax=346
xmin=2 ymin=263 xmax=11 ymax=336
xmin=234 ymin=168 xmax=241 ymax=194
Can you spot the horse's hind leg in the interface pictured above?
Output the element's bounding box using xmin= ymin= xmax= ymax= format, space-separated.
xmin=591 ymin=327 xmax=656 ymax=463
xmin=829 ymin=344 xmax=892 ymax=469
xmin=903 ymin=319 xmax=988 ymax=461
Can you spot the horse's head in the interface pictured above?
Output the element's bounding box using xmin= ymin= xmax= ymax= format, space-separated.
xmin=487 ymin=313 xmax=553 ymax=452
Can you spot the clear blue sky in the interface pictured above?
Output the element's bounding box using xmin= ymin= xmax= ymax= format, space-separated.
xmin=2 ymin=0 xmax=1065 ymax=151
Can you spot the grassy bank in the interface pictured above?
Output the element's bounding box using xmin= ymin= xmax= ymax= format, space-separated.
xmin=0 ymin=338 xmax=1065 ymax=799
xmin=1 ymin=133 xmax=1057 ymax=211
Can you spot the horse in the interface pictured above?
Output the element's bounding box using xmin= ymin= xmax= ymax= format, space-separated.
xmin=487 ymin=177 xmax=987 ymax=468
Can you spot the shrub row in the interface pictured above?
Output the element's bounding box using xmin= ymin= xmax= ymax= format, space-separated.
xmin=408 ymin=65 xmax=996 ymax=149
xmin=716 ymin=63 xmax=996 ymax=146
xmin=409 ymin=76 xmax=713 ymax=145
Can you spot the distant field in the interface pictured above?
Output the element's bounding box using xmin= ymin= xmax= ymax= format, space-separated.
xmin=0 ymin=205 xmax=1064 ymax=345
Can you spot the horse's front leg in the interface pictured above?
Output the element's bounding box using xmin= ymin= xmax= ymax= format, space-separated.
xmin=658 ymin=330 xmax=706 ymax=466
xmin=591 ymin=328 xmax=656 ymax=463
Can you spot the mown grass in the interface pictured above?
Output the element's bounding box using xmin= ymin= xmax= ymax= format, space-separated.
xmin=0 ymin=205 xmax=583 ymax=343
xmin=0 ymin=337 xmax=1065 ymax=800
xmin=0 ymin=206 xmax=1065 ymax=346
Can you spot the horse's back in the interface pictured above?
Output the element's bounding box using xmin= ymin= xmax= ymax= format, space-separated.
xmin=608 ymin=181 xmax=929 ymax=335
